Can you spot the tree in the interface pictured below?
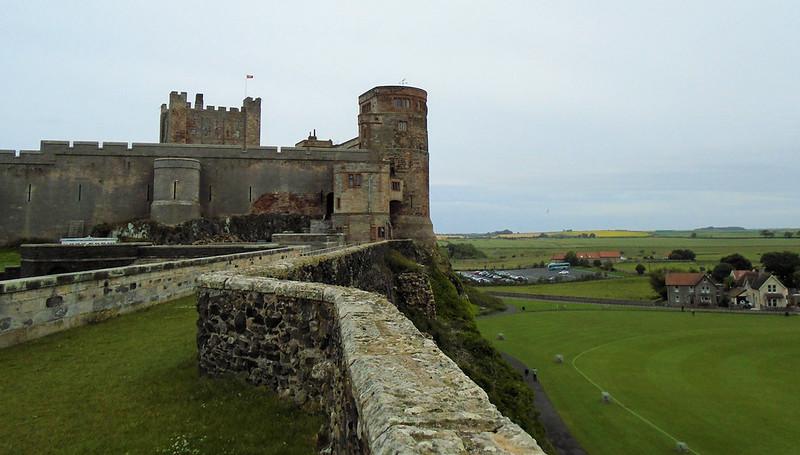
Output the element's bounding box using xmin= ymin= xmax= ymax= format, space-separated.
xmin=761 ymin=229 xmax=775 ymax=238
xmin=649 ymin=269 xmax=668 ymax=300
xmin=761 ymin=251 xmax=800 ymax=287
xmin=785 ymin=231 xmax=794 ymax=239
xmin=593 ymin=259 xmax=602 ymax=267
xmin=563 ymin=251 xmax=578 ymax=266
xmin=720 ymin=253 xmax=752 ymax=270
xmin=668 ymin=249 xmax=696 ymax=261
xmin=711 ymin=262 xmax=734 ymax=282
xmin=690 ymin=232 xmax=697 ymax=238
xmin=635 ymin=263 xmax=646 ymax=275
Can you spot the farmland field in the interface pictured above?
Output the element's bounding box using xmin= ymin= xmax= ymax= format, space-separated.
xmin=439 ymin=236 xmax=800 ymax=272
xmin=478 ymin=300 xmax=800 ymax=454
xmin=488 ymin=276 xmax=658 ymax=301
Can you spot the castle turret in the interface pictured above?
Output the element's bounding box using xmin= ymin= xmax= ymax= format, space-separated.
xmin=150 ymin=158 xmax=201 ymax=225
xmin=358 ymin=86 xmax=434 ymax=241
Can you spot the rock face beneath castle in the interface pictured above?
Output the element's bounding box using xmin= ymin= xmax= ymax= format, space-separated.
xmin=0 ymin=86 xmax=435 ymax=245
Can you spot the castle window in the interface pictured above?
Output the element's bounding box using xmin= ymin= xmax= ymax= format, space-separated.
xmin=393 ymin=98 xmax=411 ymax=109
xmin=392 ymin=181 xmax=401 ymax=191
xmin=249 ymin=186 xmax=253 ymax=202
xmin=78 ymin=184 xmax=82 ymax=202
xmin=27 ymin=184 xmax=32 ymax=202
xmin=173 ymin=180 xmax=178 ymax=200
xmin=348 ymin=174 xmax=362 ymax=188
xmin=208 ymin=185 xmax=213 ymax=202
xmin=336 ymin=198 xmax=341 ymax=210
xmin=146 ymin=184 xmax=152 ymax=202
xmin=377 ymin=226 xmax=386 ymax=238
xmin=398 ymin=121 xmax=407 ymax=132
xmin=360 ymin=103 xmax=371 ymax=113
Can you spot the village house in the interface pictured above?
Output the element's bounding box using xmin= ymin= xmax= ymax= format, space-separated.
xmin=665 ymin=272 xmax=719 ymax=307
xmin=728 ymin=271 xmax=789 ymax=310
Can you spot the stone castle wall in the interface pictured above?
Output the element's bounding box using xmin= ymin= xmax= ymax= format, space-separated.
xmin=197 ymin=242 xmax=545 ymax=453
xmin=0 ymin=246 xmax=299 ymax=348
xmin=0 ymin=141 xmax=378 ymax=244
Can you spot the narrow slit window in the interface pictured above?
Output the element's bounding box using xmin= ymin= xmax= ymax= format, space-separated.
xmin=249 ymin=186 xmax=252 ymax=202
xmin=27 ymin=184 xmax=32 ymax=202
xmin=146 ymin=184 xmax=152 ymax=202
xmin=78 ymin=184 xmax=82 ymax=202
xmin=173 ymin=180 xmax=178 ymax=200
xmin=208 ymin=185 xmax=212 ymax=202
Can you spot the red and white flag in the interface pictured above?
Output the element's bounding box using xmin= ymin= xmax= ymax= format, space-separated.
xmin=246 ymin=74 xmax=254 ymax=79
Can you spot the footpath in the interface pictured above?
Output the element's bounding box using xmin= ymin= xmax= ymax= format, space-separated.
xmin=477 ymin=304 xmax=587 ymax=455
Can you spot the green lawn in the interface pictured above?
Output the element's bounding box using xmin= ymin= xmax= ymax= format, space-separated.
xmin=487 ymin=276 xmax=658 ymax=301
xmin=0 ymin=247 xmax=20 ymax=270
xmin=478 ymin=302 xmax=800 ymax=455
xmin=0 ymin=296 xmax=322 ymax=454
xmin=440 ymin=236 xmax=800 ymax=272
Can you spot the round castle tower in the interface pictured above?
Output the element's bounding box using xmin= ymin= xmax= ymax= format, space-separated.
xmin=150 ymin=158 xmax=201 ymax=225
xmin=358 ymin=86 xmax=434 ymax=241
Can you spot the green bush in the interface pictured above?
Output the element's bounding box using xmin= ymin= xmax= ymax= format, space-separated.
xmin=443 ymin=242 xmax=487 ymax=259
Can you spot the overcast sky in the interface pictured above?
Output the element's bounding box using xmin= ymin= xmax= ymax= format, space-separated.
xmin=1 ymin=1 xmax=798 ymax=233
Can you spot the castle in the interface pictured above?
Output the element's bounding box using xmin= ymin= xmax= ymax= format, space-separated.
xmin=0 ymin=86 xmax=435 ymax=245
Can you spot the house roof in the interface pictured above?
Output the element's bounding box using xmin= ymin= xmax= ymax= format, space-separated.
xmin=731 ymin=270 xmax=758 ymax=285
xmin=728 ymin=287 xmax=746 ymax=297
xmin=665 ymin=272 xmax=706 ymax=286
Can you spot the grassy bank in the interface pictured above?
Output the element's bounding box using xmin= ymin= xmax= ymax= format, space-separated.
xmin=0 ymin=247 xmax=20 ymax=270
xmin=0 ymin=296 xmax=322 ymax=454
xmin=477 ymin=300 xmax=800 ymax=454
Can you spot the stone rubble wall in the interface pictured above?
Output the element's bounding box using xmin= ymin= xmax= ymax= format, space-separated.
xmin=197 ymin=241 xmax=545 ymax=454
xmin=0 ymin=247 xmax=299 ymax=348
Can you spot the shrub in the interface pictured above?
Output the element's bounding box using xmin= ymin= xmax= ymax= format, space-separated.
xmin=635 ymin=264 xmax=646 ymax=275
xmin=649 ymin=269 xmax=668 ymax=300
xmin=668 ymin=249 xmax=696 ymax=261
xmin=443 ymin=243 xmax=487 ymax=259
xmin=720 ymin=253 xmax=752 ymax=270
xmin=761 ymin=251 xmax=800 ymax=287
xmin=711 ymin=263 xmax=734 ymax=282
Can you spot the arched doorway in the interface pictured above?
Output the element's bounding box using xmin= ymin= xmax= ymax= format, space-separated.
xmin=325 ymin=192 xmax=334 ymax=219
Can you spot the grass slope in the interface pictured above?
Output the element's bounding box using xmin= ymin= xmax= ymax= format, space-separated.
xmin=0 ymin=247 xmax=20 ymax=270
xmin=477 ymin=302 xmax=800 ymax=455
xmin=488 ymin=276 xmax=658 ymax=301
xmin=0 ymin=296 xmax=321 ymax=454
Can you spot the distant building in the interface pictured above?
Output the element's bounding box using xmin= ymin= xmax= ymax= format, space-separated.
xmin=551 ymin=251 xmax=622 ymax=263
xmin=728 ymin=271 xmax=789 ymax=309
xmin=665 ymin=272 xmax=719 ymax=306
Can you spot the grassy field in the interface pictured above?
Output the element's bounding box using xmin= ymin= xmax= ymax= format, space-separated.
xmin=478 ymin=301 xmax=800 ymax=455
xmin=0 ymin=296 xmax=321 ymax=454
xmin=440 ymin=236 xmax=800 ymax=272
xmin=488 ymin=276 xmax=658 ymax=301
xmin=0 ymin=247 xmax=20 ymax=270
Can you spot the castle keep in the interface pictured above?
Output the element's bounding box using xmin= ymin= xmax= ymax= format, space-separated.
xmin=0 ymin=86 xmax=435 ymax=244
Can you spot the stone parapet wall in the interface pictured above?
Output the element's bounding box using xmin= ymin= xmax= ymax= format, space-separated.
xmin=197 ymin=273 xmax=544 ymax=454
xmin=197 ymin=241 xmax=545 ymax=453
xmin=0 ymin=247 xmax=299 ymax=348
